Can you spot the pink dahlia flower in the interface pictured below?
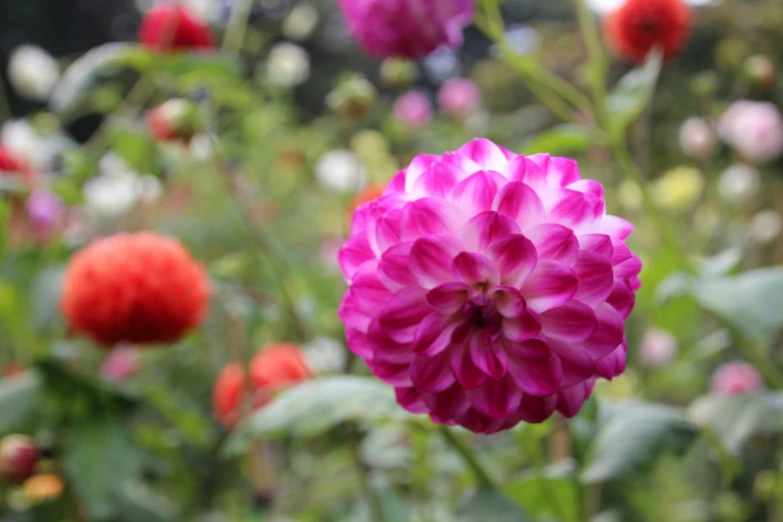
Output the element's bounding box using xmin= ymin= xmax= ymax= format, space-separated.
xmin=337 ymin=0 xmax=476 ymax=60
xmin=711 ymin=361 xmax=763 ymax=395
xmin=338 ymin=139 xmax=641 ymax=434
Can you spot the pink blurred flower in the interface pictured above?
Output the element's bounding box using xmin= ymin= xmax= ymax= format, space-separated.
xmin=25 ymin=190 xmax=65 ymax=238
xmin=336 ymin=0 xmax=475 ymax=60
xmin=394 ymin=91 xmax=433 ymax=130
xmin=337 ymin=139 xmax=641 ymax=434
xmin=438 ymin=78 xmax=482 ymax=119
xmin=100 ymin=346 xmax=141 ymax=382
xmin=679 ymin=117 xmax=715 ymax=159
xmin=711 ymin=361 xmax=763 ymax=395
xmin=639 ymin=328 xmax=677 ymax=368
xmin=719 ymin=101 xmax=783 ymax=164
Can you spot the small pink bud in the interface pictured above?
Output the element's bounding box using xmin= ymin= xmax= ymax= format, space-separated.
xmin=438 ymin=78 xmax=482 ymax=120
xmin=639 ymin=328 xmax=678 ymax=368
xmin=100 ymin=345 xmax=140 ymax=382
xmin=393 ymin=91 xmax=432 ymax=130
xmin=679 ymin=117 xmax=715 ymax=159
xmin=0 ymin=435 xmax=39 ymax=484
xmin=711 ymin=361 xmax=764 ymax=395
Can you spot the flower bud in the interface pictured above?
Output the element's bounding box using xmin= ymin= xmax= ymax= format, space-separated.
xmin=0 ymin=436 xmax=39 ymax=484
xmin=712 ymin=361 xmax=763 ymax=395
xmin=743 ymin=55 xmax=775 ymax=90
xmin=393 ymin=91 xmax=432 ymax=130
xmin=380 ymin=59 xmax=418 ymax=90
xmin=23 ymin=474 xmax=64 ymax=505
xmin=639 ymin=329 xmax=678 ymax=368
xmin=326 ymin=74 xmax=378 ymax=120
xmin=147 ymin=99 xmax=204 ymax=143
xmin=679 ymin=117 xmax=715 ymax=159
xmin=438 ymin=78 xmax=482 ymax=120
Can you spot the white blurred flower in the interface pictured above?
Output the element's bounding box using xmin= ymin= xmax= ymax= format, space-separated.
xmin=137 ymin=175 xmax=163 ymax=203
xmin=1 ymin=120 xmax=40 ymax=164
xmin=640 ymin=329 xmax=678 ymax=368
xmin=85 ymin=155 xmax=162 ymax=217
xmin=302 ymin=337 xmax=347 ymax=375
xmin=189 ymin=134 xmax=213 ymax=161
xmin=8 ymin=45 xmax=59 ymax=101
xmin=679 ymin=117 xmax=715 ymax=159
xmin=282 ymin=2 xmax=319 ymax=41
xmin=315 ymin=149 xmax=367 ymax=193
xmin=267 ymin=43 xmax=310 ymax=88
xmin=587 ymin=0 xmax=720 ymax=12
xmin=718 ymin=163 xmax=760 ymax=204
xmin=750 ymin=210 xmax=782 ymax=243
xmin=719 ymin=101 xmax=783 ymax=164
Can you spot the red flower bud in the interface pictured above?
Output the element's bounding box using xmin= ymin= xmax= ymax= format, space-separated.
xmin=0 ymin=435 xmax=39 ymax=484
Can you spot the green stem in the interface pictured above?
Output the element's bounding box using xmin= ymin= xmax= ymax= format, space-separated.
xmin=574 ymin=0 xmax=608 ymax=126
xmin=222 ymin=0 xmax=253 ymax=53
xmin=523 ymin=433 xmax=570 ymax=522
xmin=439 ymin=426 xmax=496 ymax=489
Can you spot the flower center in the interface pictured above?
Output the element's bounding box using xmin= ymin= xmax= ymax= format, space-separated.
xmin=463 ymin=297 xmax=502 ymax=334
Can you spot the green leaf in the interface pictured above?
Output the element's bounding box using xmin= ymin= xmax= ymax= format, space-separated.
xmin=226 ymin=376 xmax=401 ymax=453
xmin=581 ymin=400 xmax=697 ymax=483
xmin=29 ymin=267 xmax=65 ymax=333
xmin=108 ymin=126 xmax=161 ymax=175
xmin=606 ymin=51 xmax=662 ymax=136
xmin=457 ymin=489 xmax=532 ymax=522
xmin=0 ymin=371 xmax=41 ymax=434
xmin=117 ymin=482 xmax=179 ymax=522
xmin=158 ymin=53 xmax=244 ymax=80
xmin=502 ymin=462 xmax=579 ymax=522
xmin=689 ymin=393 xmax=783 ymax=454
xmin=521 ymin=125 xmax=602 ymax=156
xmin=63 ymin=418 xmax=144 ymax=520
xmin=685 ymin=268 xmax=783 ymax=343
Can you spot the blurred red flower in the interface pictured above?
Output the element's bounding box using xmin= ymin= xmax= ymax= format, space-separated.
xmin=138 ymin=4 xmax=215 ymax=52
xmin=60 ymin=232 xmax=211 ymax=346
xmin=0 ymin=144 xmax=33 ymax=179
xmin=213 ymin=344 xmax=312 ymax=427
xmin=604 ymin=0 xmax=692 ymax=63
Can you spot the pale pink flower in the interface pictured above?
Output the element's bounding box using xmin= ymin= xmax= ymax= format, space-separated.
xmin=679 ymin=117 xmax=715 ymax=159
xmin=336 ymin=0 xmax=475 ymax=60
xmin=438 ymin=77 xmax=482 ymax=119
xmin=394 ymin=91 xmax=433 ymax=130
xmin=719 ymin=101 xmax=783 ymax=163
xmin=338 ymin=139 xmax=641 ymax=434
xmin=639 ymin=328 xmax=677 ymax=368
xmin=100 ymin=346 xmax=141 ymax=382
xmin=711 ymin=361 xmax=764 ymax=395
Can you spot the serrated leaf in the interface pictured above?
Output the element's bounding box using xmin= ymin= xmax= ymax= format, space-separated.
xmin=457 ymin=489 xmax=532 ymax=522
xmin=685 ymin=268 xmax=783 ymax=343
xmin=225 ymin=376 xmax=401 ymax=453
xmin=581 ymin=401 xmax=697 ymax=483
xmin=606 ymin=51 xmax=662 ymax=136
xmin=63 ymin=418 xmax=144 ymax=520
xmin=521 ymin=125 xmax=602 ymax=156
xmin=0 ymin=371 xmax=41 ymax=433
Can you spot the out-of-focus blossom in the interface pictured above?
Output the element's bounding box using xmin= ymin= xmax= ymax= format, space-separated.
xmin=25 ymin=190 xmax=65 ymax=237
xmin=282 ymin=2 xmax=320 ymax=41
xmin=380 ymin=59 xmax=418 ymax=90
xmin=147 ymin=99 xmax=202 ymax=143
xmin=711 ymin=361 xmax=763 ymax=395
xmin=679 ymin=117 xmax=715 ymax=159
xmin=350 ymin=183 xmax=387 ymax=214
xmin=639 ymin=328 xmax=678 ymax=368
xmin=719 ymin=101 xmax=783 ymax=164
xmin=315 ymin=149 xmax=368 ymax=193
xmin=60 ymin=232 xmax=211 ymax=346
xmin=100 ymin=345 xmax=141 ymax=382
xmin=266 ymin=43 xmax=310 ymax=88
xmin=743 ymin=55 xmax=775 ymax=90
xmin=138 ymin=4 xmax=215 ymax=52
xmin=0 ymin=436 xmax=38 ymax=484
xmin=750 ymin=210 xmax=782 ymax=243
xmin=7 ymin=45 xmax=60 ymax=102
xmin=326 ymin=74 xmax=378 ymax=119
xmin=438 ymin=78 xmax=482 ymax=120
xmin=302 ymin=337 xmax=347 ymax=375
xmin=604 ymin=0 xmax=692 ymax=63
xmin=0 ymin=144 xmax=32 ymax=178
xmin=84 ymin=155 xmax=163 ymax=218
xmin=336 ymin=0 xmax=475 ymax=60
xmin=393 ymin=91 xmax=433 ymax=130
xmin=718 ymin=164 xmax=760 ymax=204
xmin=652 ymin=166 xmax=704 ymax=213
xmin=338 ymin=139 xmax=641 ymax=433
xmin=22 ymin=474 xmax=64 ymax=504
xmin=1 ymin=121 xmax=42 ymax=172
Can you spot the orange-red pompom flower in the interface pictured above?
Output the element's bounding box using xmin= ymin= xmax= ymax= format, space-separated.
xmin=60 ymin=232 xmax=210 ymax=346
xmin=604 ymin=0 xmax=692 ymax=63
xmin=213 ymin=344 xmax=312 ymax=427
xmin=138 ymin=4 xmax=215 ymax=52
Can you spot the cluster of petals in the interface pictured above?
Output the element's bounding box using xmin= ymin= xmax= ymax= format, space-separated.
xmin=336 ymin=0 xmax=475 ymax=60
xmin=604 ymin=0 xmax=692 ymax=63
xmin=60 ymin=232 xmax=211 ymax=346
xmin=338 ymin=139 xmax=641 ymax=434
xmin=138 ymin=4 xmax=215 ymax=52
xmin=213 ymin=344 xmax=312 ymax=427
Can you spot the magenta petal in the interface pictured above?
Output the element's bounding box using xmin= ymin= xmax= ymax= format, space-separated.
xmin=578 ymin=234 xmax=613 ymax=258
xmin=596 ymin=340 xmax=627 ymax=380
xmin=549 ymin=339 xmax=597 ymax=386
xmin=423 ymin=385 xmax=471 ymax=420
xmin=517 ymin=394 xmax=558 ymax=423
xmin=615 ymin=254 xmax=643 ymax=280
xmin=409 ymin=235 xmax=462 ymax=289
xmin=400 ymin=198 xmax=463 ymax=241
xmin=452 ymin=251 xmax=501 ymax=287
xmin=523 ymin=261 xmax=579 ymax=312
xmin=607 ymin=281 xmax=635 ymax=320
xmin=369 ymin=206 xmax=403 ymax=256
xmin=450 ymin=170 xmax=505 ymax=216
xmin=410 ymin=352 xmax=455 ymax=393
xmin=556 ymin=380 xmax=595 ymax=418
xmin=469 ymin=335 xmax=508 ymax=379
xmin=582 ymin=303 xmax=625 ymax=360
xmin=377 ymin=288 xmax=432 ymax=343
xmin=487 ymin=234 xmax=538 ymax=288
xmin=506 ymin=337 xmax=550 ymax=359
xmin=413 ymin=313 xmax=458 ymax=356
xmin=525 ymin=224 xmax=579 ymax=265
xmin=372 ymin=358 xmax=413 ymax=387
xmin=461 ymin=211 xmax=521 ymax=253
xmin=505 ymin=155 xmax=548 ymax=188
xmin=573 ymin=251 xmax=614 ymax=306
xmin=411 ymin=161 xmax=460 ymax=199
xmin=339 ymin=235 xmax=375 ymax=281
xmin=503 ymin=313 xmax=542 ymax=342
xmin=489 ymin=285 xmax=527 ymax=318
xmin=427 ymin=281 xmax=471 ymax=313
xmin=492 ymin=181 xmax=545 ymax=230
xmin=508 ymin=354 xmax=563 ymax=396
xmin=541 ymin=300 xmax=598 ymax=343
xmin=378 ymin=242 xmax=416 ymax=290
xmin=403 ymin=154 xmax=440 ymax=192
xmin=384 ymin=170 xmax=407 ymax=196
xmin=456 ymin=138 xmax=509 ymax=171
xmin=396 ymin=386 xmax=428 ymax=414
xmin=598 ymin=215 xmax=634 ymax=241
xmin=468 ymin=376 xmax=523 ymax=420
xmin=451 ymin=321 xmax=474 ymax=345
xmin=567 ymin=179 xmax=603 ymax=197
xmin=451 ymin=346 xmax=487 ymax=389
xmin=546 ymin=189 xmax=596 ymax=231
